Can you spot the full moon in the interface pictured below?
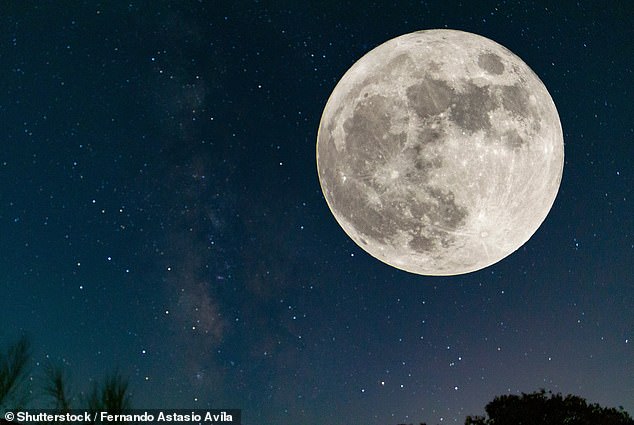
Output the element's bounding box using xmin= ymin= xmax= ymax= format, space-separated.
xmin=316 ymin=29 xmax=564 ymax=276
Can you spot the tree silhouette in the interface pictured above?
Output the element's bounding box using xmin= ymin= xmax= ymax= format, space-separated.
xmin=0 ymin=336 xmax=31 ymax=411
xmin=86 ymin=373 xmax=131 ymax=414
xmin=0 ymin=337 xmax=132 ymax=416
xmin=43 ymin=364 xmax=72 ymax=412
xmin=465 ymin=389 xmax=634 ymax=425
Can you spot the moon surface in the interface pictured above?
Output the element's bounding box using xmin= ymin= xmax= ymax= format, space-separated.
xmin=316 ymin=29 xmax=564 ymax=276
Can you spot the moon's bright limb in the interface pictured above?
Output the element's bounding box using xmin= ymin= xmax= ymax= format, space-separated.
xmin=316 ymin=29 xmax=564 ymax=276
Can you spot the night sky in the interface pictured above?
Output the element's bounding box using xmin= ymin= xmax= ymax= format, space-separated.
xmin=1 ymin=1 xmax=632 ymax=424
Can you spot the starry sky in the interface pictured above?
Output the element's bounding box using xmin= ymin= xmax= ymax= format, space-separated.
xmin=1 ymin=1 xmax=632 ymax=424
